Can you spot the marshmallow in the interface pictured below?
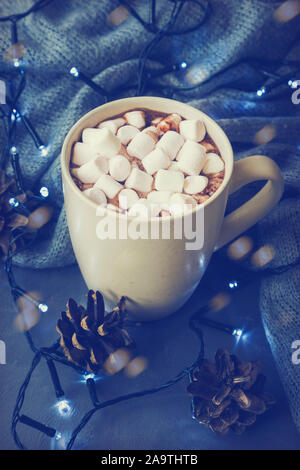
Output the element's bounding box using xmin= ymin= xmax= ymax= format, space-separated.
xmin=82 ymin=128 xmax=121 ymax=158
xmin=155 ymin=169 xmax=184 ymax=193
xmin=156 ymin=131 xmax=184 ymax=160
xmin=97 ymin=118 xmax=125 ymax=134
xmin=147 ymin=191 xmax=172 ymax=204
xmin=128 ymin=198 xmax=161 ymax=218
xmin=125 ymin=167 xmax=153 ymax=193
xmin=168 ymin=161 xmax=182 ymax=172
xmin=141 ymin=128 xmax=159 ymax=142
xmin=202 ymin=153 xmax=224 ymax=174
xmin=177 ymin=141 xmax=206 ymax=175
xmin=184 ymin=175 xmax=208 ymax=194
xmin=72 ymin=156 xmax=109 ymax=183
xmin=124 ymin=111 xmax=145 ymax=129
xmin=83 ymin=187 xmax=107 ymax=205
xmin=109 ymin=154 xmax=131 ymax=182
xmin=117 ymin=125 xmax=140 ymax=145
xmin=179 ymin=119 xmax=206 ymax=142
xmin=169 ymin=193 xmax=197 ymax=215
xmin=72 ymin=142 xmax=99 ymax=166
xmin=127 ymin=132 xmax=156 ymax=160
xmin=142 ymin=148 xmax=171 ymax=175
xmin=95 ymin=174 xmax=123 ymax=199
xmin=118 ymin=189 xmax=139 ymax=210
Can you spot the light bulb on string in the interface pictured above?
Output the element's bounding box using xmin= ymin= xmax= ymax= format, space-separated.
xmin=288 ymin=79 xmax=298 ymax=89
xmin=232 ymin=328 xmax=245 ymax=345
xmin=194 ymin=316 xmax=245 ymax=339
xmin=14 ymin=288 xmax=49 ymax=317
xmin=10 ymin=145 xmax=18 ymax=155
xmin=39 ymin=144 xmax=49 ymax=156
xmin=256 ymin=87 xmax=266 ymax=97
xmin=69 ymin=66 xmax=108 ymax=99
xmin=19 ymin=414 xmax=61 ymax=439
xmin=80 ymin=372 xmax=96 ymax=383
xmin=54 ymin=398 xmax=73 ymax=418
xmin=12 ymin=58 xmax=22 ymax=68
xmin=179 ymin=61 xmax=188 ymax=70
xmin=9 ymin=197 xmax=20 ymax=208
xmin=39 ymin=186 xmax=49 ymax=198
xmin=228 ymin=280 xmax=238 ymax=290
xmin=10 ymin=109 xmax=18 ymax=122
xmin=38 ymin=302 xmax=48 ymax=313
xmin=232 ymin=328 xmax=244 ymax=338
xmin=69 ymin=66 xmax=79 ymax=78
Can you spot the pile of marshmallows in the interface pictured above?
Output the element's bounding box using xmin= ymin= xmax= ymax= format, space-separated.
xmin=71 ymin=110 xmax=224 ymax=217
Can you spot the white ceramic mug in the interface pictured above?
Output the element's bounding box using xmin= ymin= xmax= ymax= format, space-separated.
xmin=61 ymin=97 xmax=284 ymax=320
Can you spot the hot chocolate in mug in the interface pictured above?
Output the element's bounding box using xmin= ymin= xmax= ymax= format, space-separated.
xmin=61 ymin=97 xmax=284 ymax=320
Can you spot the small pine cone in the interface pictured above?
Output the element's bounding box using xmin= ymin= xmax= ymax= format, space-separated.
xmin=206 ymin=398 xmax=231 ymax=418
xmin=188 ymin=348 xmax=275 ymax=437
xmin=209 ymin=417 xmax=230 ymax=435
xmin=187 ymin=380 xmax=217 ymax=401
xmin=241 ymin=361 xmax=261 ymax=390
xmin=231 ymin=422 xmax=246 ymax=435
xmin=237 ymin=410 xmax=257 ymax=426
xmin=212 ymin=383 xmax=232 ymax=405
xmin=193 ymin=359 xmax=218 ymax=386
xmin=56 ymin=291 xmax=134 ymax=374
xmin=231 ymin=388 xmax=252 ymax=409
xmin=215 ymin=348 xmax=235 ymax=381
xmin=220 ymin=401 xmax=239 ymax=426
xmin=193 ymin=399 xmax=211 ymax=425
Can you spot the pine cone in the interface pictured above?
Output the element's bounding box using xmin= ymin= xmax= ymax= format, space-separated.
xmin=56 ymin=291 xmax=134 ymax=373
xmin=0 ymin=170 xmax=28 ymax=256
xmin=187 ymin=348 xmax=276 ymax=435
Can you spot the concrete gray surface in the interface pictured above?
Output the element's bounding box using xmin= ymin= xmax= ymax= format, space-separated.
xmin=0 ymin=254 xmax=299 ymax=450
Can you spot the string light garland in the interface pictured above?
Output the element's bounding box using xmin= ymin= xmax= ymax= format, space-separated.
xmin=0 ymin=0 xmax=299 ymax=450
xmin=10 ymin=302 xmax=205 ymax=450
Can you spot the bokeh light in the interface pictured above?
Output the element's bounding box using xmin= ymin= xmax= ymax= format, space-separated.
xmin=14 ymin=292 xmax=41 ymax=331
xmin=227 ymin=236 xmax=254 ymax=261
xmin=107 ymin=6 xmax=130 ymax=27
xmin=251 ymin=244 xmax=275 ymax=268
xmin=125 ymin=356 xmax=148 ymax=377
xmin=4 ymin=42 xmax=25 ymax=61
xmin=209 ymin=292 xmax=231 ymax=312
xmin=184 ymin=64 xmax=208 ymax=85
xmin=104 ymin=348 xmax=131 ymax=375
xmin=27 ymin=206 xmax=52 ymax=230
xmin=254 ymin=125 xmax=276 ymax=145
xmin=274 ymin=1 xmax=300 ymax=23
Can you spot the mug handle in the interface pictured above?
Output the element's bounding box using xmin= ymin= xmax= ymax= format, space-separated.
xmin=215 ymin=155 xmax=284 ymax=250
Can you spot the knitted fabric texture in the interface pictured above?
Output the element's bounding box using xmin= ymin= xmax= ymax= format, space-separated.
xmin=0 ymin=0 xmax=299 ymax=430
